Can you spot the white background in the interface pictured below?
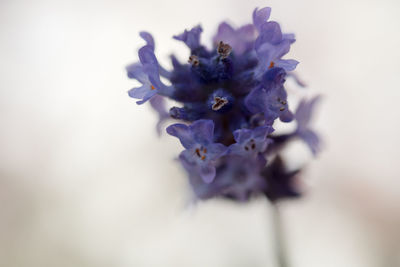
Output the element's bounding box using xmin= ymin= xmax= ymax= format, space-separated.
xmin=1 ymin=0 xmax=399 ymax=266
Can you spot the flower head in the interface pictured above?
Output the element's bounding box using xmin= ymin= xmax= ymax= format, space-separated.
xmin=127 ymin=7 xmax=321 ymax=202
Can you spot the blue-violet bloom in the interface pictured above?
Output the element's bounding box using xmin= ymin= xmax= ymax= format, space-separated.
xmin=126 ymin=7 xmax=321 ymax=202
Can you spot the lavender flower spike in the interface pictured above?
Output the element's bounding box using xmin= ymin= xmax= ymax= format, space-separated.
xmin=126 ymin=6 xmax=321 ymax=202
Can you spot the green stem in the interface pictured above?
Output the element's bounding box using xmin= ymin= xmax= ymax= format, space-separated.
xmin=272 ymin=203 xmax=289 ymax=267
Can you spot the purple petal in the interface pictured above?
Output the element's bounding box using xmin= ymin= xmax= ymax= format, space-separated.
xmin=237 ymin=24 xmax=257 ymax=40
xmin=295 ymin=96 xmax=322 ymax=129
xmin=128 ymin=85 xmax=156 ymax=105
xmin=206 ymin=143 xmax=228 ymax=160
xmin=299 ymin=130 xmax=320 ymax=155
xmin=146 ymin=71 xmax=164 ymax=91
xmin=227 ymin=143 xmax=243 ymax=156
xmin=170 ymin=55 xmax=181 ymax=68
xmin=245 ymin=73 xmax=292 ymax=124
xmin=255 ymin=21 xmax=282 ymax=48
xmin=139 ymin=31 xmax=155 ymax=49
xmin=190 ymin=119 xmax=214 ymax=145
xmin=200 ymin=163 xmax=216 ymax=183
xmin=216 ymin=155 xmax=267 ymax=200
xmin=245 ymin=87 xmax=267 ymax=115
xmin=138 ymin=45 xmax=158 ymax=66
xmin=254 ymin=42 xmax=292 ymax=77
xmin=229 ymin=126 xmax=273 ymax=156
xmin=253 ymin=7 xmax=271 ymax=30
xmin=139 ymin=32 xmax=170 ymax=78
xmin=128 ymin=84 xmax=150 ymax=99
xmin=158 ymin=65 xmax=171 ymax=79
xmin=173 ymin=25 xmax=203 ymax=51
xmin=276 ymin=59 xmax=299 ymax=71
xmin=283 ymin=33 xmax=296 ymax=44
xmin=294 ymin=96 xmax=322 ymax=155
xmin=261 ymin=67 xmax=286 ymax=89
xmin=274 ymin=40 xmax=292 ymax=58
xmin=149 ymin=95 xmax=169 ymax=135
xmin=233 ymin=128 xmax=253 ymax=143
xmin=279 ymin=109 xmax=294 ymax=122
xmin=253 ymin=125 xmax=274 ymax=139
xmin=166 ymin=123 xmax=195 ymax=149
xmin=126 ymin=63 xmax=148 ymax=84
xmin=138 ymin=46 xmax=172 ymax=95
xmin=136 ymin=91 xmax=157 ymax=105
xmin=179 ymin=150 xmax=217 ymax=184
xmin=287 ymin=72 xmax=307 ymax=87
xmin=213 ymin=22 xmax=235 ymax=43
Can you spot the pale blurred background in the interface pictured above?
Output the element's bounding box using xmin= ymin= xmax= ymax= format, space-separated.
xmin=1 ymin=0 xmax=400 ymax=266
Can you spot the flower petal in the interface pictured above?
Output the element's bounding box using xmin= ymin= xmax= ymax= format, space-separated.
xmin=206 ymin=143 xmax=228 ymax=160
xmin=252 ymin=7 xmax=271 ymax=30
xmin=149 ymin=95 xmax=169 ymax=135
xmin=128 ymin=84 xmax=150 ymax=99
xmin=255 ymin=21 xmax=282 ymax=47
xmin=295 ymin=96 xmax=322 ymax=128
xmin=190 ymin=119 xmax=215 ymax=145
xmin=233 ymin=128 xmax=253 ymax=143
xmin=136 ymin=90 xmax=157 ymax=105
xmin=253 ymin=125 xmax=274 ymax=139
xmin=299 ymin=130 xmax=321 ymax=155
xmin=173 ymin=25 xmax=203 ymax=51
xmin=276 ymin=59 xmax=299 ymax=71
xmin=138 ymin=45 xmax=158 ymax=66
xmin=139 ymin=31 xmax=155 ymax=49
xmin=166 ymin=123 xmax=195 ymax=149
xmin=126 ymin=63 xmax=148 ymax=84
xmin=200 ymin=163 xmax=216 ymax=183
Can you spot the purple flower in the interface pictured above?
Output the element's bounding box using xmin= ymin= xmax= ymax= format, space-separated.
xmin=217 ymin=155 xmax=267 ymax=201
xmin=126 ymin=6 xmax=321 ymax=202
xmin=229 ymin=126 xmax=274 ymax=157
xmin=254 ymin=26 xmax=298 ymax=76
xmin=255 ymin=41 xmax=299 ymax=75
xmin=167 ymin=120 xmax=227 ymax=183
xmin=182 ymin=155 xmax=267 ymax=201
xmin=127 ymin=32 xmax=173 ymax=104
xmin=295 ymin=96 xmax=322 ymax=155
xmin=252 ymin=9 xmax=298 ymax=75
xmin=126 ymin=63 xmax=155 ymax=104
xmin=252 ymin=7 xmax=272 ymax=30
xmin=245 ymin=67 xmax=293 ymax=123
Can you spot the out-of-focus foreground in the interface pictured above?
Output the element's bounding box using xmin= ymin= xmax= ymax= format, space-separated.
xmin=0 ymin=0 xmax=399 ymax=266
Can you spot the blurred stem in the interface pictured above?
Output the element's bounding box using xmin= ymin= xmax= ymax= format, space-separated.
xmin=272 ymin=203 xmax=289 ymax=267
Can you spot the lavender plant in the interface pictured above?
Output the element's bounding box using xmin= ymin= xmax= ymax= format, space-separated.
xmin=126 ymin=7 xmax=320 ymax=203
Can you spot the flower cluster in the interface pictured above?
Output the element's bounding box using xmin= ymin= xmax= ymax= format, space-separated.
xmin=127 ymin=7 xmax=321 ymax=202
